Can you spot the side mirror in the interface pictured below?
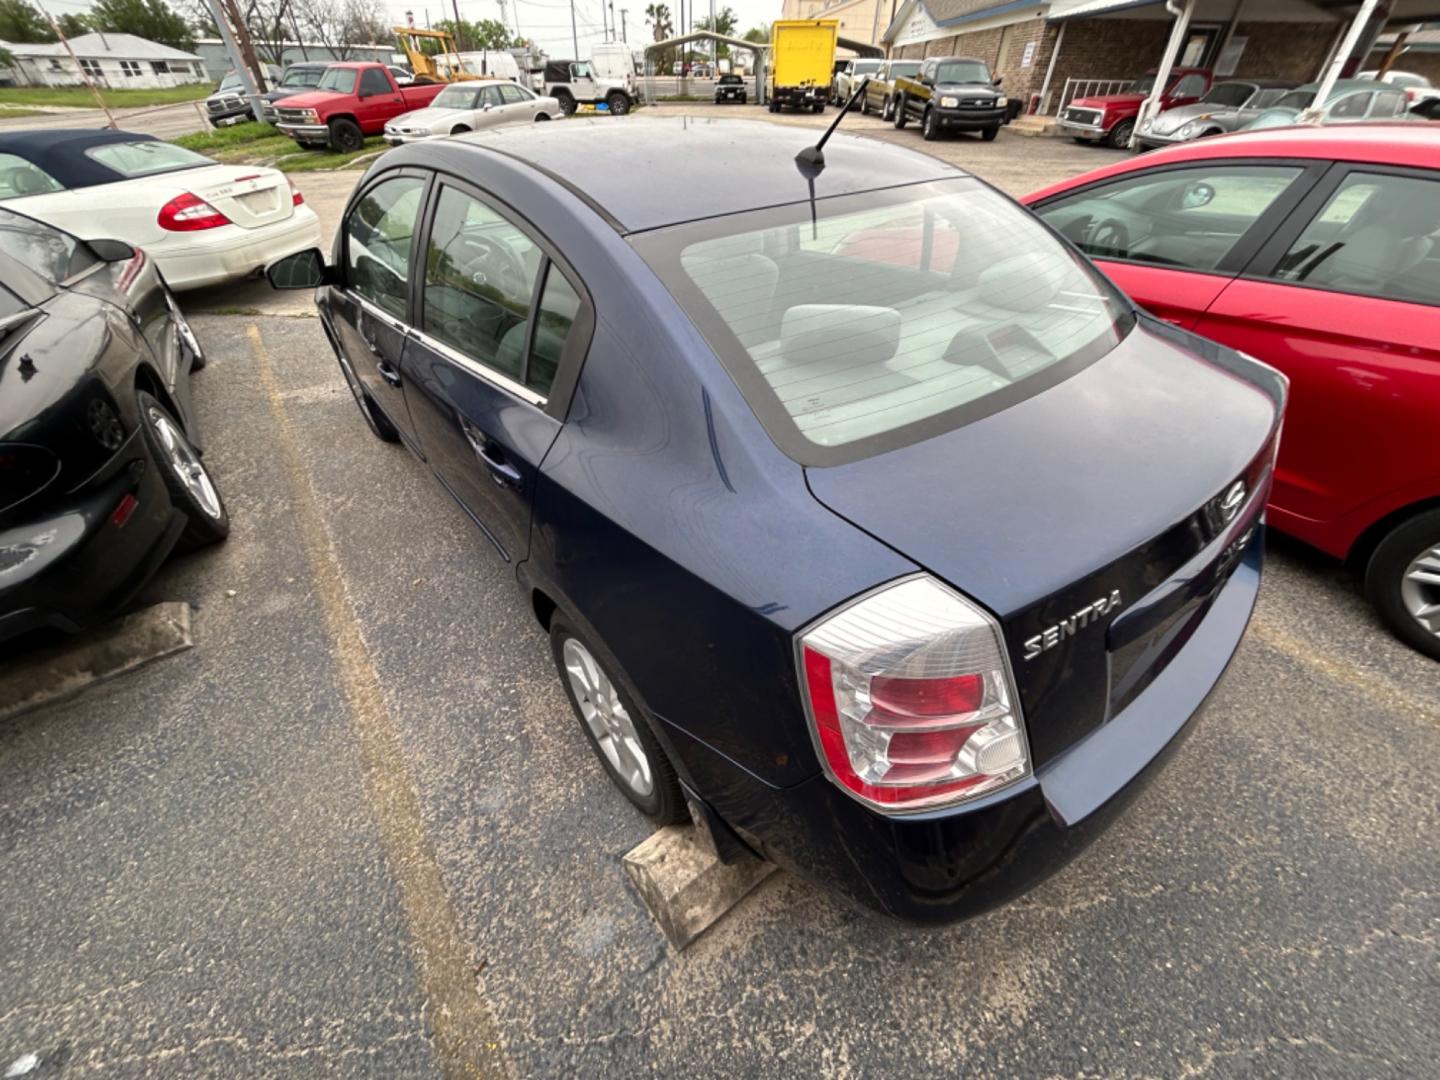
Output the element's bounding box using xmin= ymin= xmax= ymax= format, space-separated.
xmin=87 ymin=238 xmax=136 ymax=262
xmin=482 ymin=102 xmax=493 ymax=111
xmin=266 ymin=248 xmax=333 ymax=289
xmin=993 ymin=74 xmax=1003 ymax=87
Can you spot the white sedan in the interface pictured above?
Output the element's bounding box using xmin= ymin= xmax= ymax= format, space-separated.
xmin=384 ymin=80 xmax=562 ymax=145
xmin=0 ymin=129 xmax=321 ymax=290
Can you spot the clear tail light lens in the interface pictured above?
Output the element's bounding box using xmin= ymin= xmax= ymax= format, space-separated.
xmin=798 ymin=576 xmax=1030 ymax=813
xmin=157 ymin=192 xmax=231 ymax=232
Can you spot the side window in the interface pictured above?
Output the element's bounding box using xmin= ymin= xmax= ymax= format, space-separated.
xmin=499 ymin=83 xmax=529 ymax=104
xmin=1371 ymin=90 xmax=1406 ymax=116
xmin=528 ymin=266 xmax=580 ymax=395
xmin=1330 ymin=91 xmax=1370 ymax=118
xmin=480 ymin=85 xmax=505 ymax=108
xmin=1037 ymin=164 xmax=1303 ymax=272
xmin=422 ymin=185 xmax=543 ymax=383
xmin=0 ymin=152 xmax=65 ymax=199
xmin=1172 ymin=73 xmax=1207 ymax=97
xmin=1269 ymin=172 xmax=1440 ymax=306
xmin=359 ymin=67 xmax=391 ymax=96
xmin=344 ymin=175 xmax=425 ymax=319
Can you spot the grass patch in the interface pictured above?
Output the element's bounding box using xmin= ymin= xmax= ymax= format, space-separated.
xmin=172 ymin=121 xmax=279 ymax=152
xmin=0 ymin=84 xmax=212 ymax=109
xmin=0 ymin=106 xmax=48 ymax=118
xmin=274 ymin=138 xmax=387 ymax=172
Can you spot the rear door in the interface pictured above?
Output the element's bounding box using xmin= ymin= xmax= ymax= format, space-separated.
xmin=1032 ymin=160 xmax=1318 ymax=328
xmin=1192 ymin=165 xmax=1440 ymax=543
xmin=498 ymin=82 xmax=538 ymax=121
xmin=332 ymin=169 xmax=429 ymax=451
xmin=403 ymin=178 xmax=591 ymax=562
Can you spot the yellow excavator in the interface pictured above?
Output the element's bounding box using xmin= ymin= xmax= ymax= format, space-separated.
xmin=394 ymin=26 xmax=480 ymax=83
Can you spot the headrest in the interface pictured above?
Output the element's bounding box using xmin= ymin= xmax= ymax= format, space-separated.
xmin=780 ymin=304 xmax=901 ymax=372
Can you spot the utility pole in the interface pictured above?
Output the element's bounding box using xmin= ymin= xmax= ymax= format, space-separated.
xmin=601 ymin=0 xmax=608 ymax=42
xmin=570 ymin=0 xmax=579 ymax=59
xmin=451 ymin=0 xmax=466 ymax=50
xmin=36 ymin=3 xmax=115 ymax=127
xmin=620 ymin=7 xmax=627 ymax=43
xmin=202 ymin=0 xmax=266 ymax=117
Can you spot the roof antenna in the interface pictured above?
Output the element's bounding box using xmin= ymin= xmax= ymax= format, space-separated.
xmin=795 ymin=76 xmax=871 ymax=174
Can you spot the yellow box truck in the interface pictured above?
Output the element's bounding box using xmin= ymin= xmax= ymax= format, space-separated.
xmin=767 ymin=20 xmax=838 ymax=114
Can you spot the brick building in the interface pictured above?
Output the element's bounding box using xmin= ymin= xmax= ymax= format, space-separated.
xmin=881 ymin=1 xmax=1440 ymax=116
xmin=1369 ymin=25 xmax=1440 ymax=81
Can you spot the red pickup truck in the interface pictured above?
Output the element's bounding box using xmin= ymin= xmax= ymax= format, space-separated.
xmin=275 ymin=63 xmax=446 ymax=151
xmin=1057 ymin=67 xmax=1212 ymax=149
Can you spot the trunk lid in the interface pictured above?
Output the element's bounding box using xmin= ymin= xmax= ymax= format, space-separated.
xmin=181 ymin=165 xmax=296 ymax=231
xmin=804 ymin=321 xmax=1281 ymax=766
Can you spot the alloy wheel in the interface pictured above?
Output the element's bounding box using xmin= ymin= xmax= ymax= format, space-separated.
xmin=147 ymin=405 xmax=222 ymax=520
xmin=1400 ymin=544 xmax=1440 ymax=637
xmin=562 ymin=638 xmax=653 ymax=797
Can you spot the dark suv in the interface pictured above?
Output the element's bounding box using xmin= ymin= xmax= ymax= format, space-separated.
xmin=893 ymin=56 xmax=1008 ymax=141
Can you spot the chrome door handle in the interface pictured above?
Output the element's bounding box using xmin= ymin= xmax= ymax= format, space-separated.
xmin=376 ymin=360 xmax=402 ymax=387
xmin=461 ymin=421 xmax=522 ymax=489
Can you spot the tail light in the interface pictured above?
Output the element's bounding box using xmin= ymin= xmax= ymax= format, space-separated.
xmin=798 ymin=576 xmax=1030 ymax=813
xmin=287 ymin=176 xmax=304 ymax=206
xmin=0 ymin=443 xmax=60 ymax=515
xmin=157 ymin=192 xmax=231 ymax=232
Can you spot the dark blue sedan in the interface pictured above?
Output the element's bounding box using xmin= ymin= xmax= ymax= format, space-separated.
xmin=268 ymin=119 xmax=1285 ymax=922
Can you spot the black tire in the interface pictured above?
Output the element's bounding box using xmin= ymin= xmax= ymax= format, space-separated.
xmin=606 ymin=91 xmax=630 ymax=116
xmin=739 ymin=93 xmax=747 ymax=104
xmin=813 ymin=102 xmax=824 ymax=113
xmin=449 ymin=124 xmax=471 ymax=135
xmin=921 ymin=108 xmax=939 ymax=140
xmin=555 ymin=91 xmax=577 ymax=116
xmin=981 ymin=123 xmax=999 ymax=142
xmin=860 ymin=93 xmax=870 ymax=115
xmin=535 ymin=112 xmax=552 ymax=121
xmin=327 ymin=117 xmax=363 ymax=153
xmin=882 ymin=95 xmax=894 ymax=122
xmin=1107 ymin=118 xmax=1135 ymax=150
xmin=549 ymin=616 xmax=684 ymax=823
xmin=1364 ymin=509 xmax=1440 ymax=661
xmin=768 ymin=98 xmax=778 ymax=113
xmin=136 ymin=390 xmax=229 ymax=549
xmin=894 ymin=95 xmax=910 ymax=128
xmin=1073 ymin=136 xmax=1090 ymax=145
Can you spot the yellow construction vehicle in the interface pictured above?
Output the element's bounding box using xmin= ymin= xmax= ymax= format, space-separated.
xmin=394 ymin=26 xmax=479 ymax=83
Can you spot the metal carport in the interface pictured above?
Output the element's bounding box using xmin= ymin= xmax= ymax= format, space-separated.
xmin=641 ymin=31 xmax=884 ymax=106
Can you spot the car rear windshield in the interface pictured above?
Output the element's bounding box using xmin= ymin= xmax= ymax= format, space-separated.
xmin=86 ymin=141 xmax=212 ymax=179
xmin=632 ymin=180 xmax=1134 ymax=465
xmin=935 ymin=60 xmax=990 ymax=84
xmin=317 ymin=67 xmax=359 ymax=94
xmin=1200 ymin=82 xmax=1255 ymax=107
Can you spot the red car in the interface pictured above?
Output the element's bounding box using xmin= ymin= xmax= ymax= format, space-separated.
xmin=1023 ymin=124 xmax=1440 ymax=659
xmin=1057 ymin=67 xmax=1212 ymax=149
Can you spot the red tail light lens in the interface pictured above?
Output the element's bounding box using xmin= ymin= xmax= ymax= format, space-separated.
xmin=287 ymin=177 xmax=304 ymax=206
xmin=157 ymin=192 xmax=231 ymax=232
xmin=799 ymin=576 xmax=1030 ymax=813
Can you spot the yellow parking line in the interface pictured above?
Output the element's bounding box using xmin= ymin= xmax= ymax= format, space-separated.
xmin=1248 ymin=616 xmax=1439 ymax=726
xmin=248 ymin=325 xmax=509 ymax=1079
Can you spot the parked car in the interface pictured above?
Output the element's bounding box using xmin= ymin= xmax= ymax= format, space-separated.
xmin=0 ymin=130 xmax=321 ymax=290
xmin=1242 ymin=79 xmax=1418 ymax=130
xmin=859 ymin=59 xmax=922 ymax=121
xmin=266 ymin=120 xmax=1283 ymax=920
xmin=384 ymin=80 xmax=561 ymax=144
xmin=544 ymin=45 xmax=636 ymax=116
xmin=1025 ymin=124 xmax=1440 ymax=659
xmin=275 ymin=63 xmax=448 ymax=152
xmin=1059 ymin=67 xmax=1212 ymax=149
xmin=204 ymin=66 xmax=281 ymax=127
xmin=832 ymin=57 xmax=883 ymax=104
xmin=1134 ymin=79 xmax=1296 ymax=149
xmin=713 ymin=73 xmax=747 ymax=104
xmin=1358 ymin=68 xmax=1440 ymax=114
xmin=260 ymin=61 xmax=333 ymax=125
xmin=0 ymin=206 xmax=227 ymax=644
xmin=892 ymin=56 xmax=1007 ymax=141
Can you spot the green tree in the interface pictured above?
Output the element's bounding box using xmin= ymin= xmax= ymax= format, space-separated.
xmin=57 ymin=12 xmax=91 ymax=36
xmin=0 ymin=0 xmax=54 ymax=44
xmin=88 ymin=0 xmax=195 ymax=50
xmin=435 ymin=17 xmax=513 ymax=51
xmin=742 ymin=25 xmax=768 ymax=44
xmin=694 ymin=6 xmax=736 ymax=57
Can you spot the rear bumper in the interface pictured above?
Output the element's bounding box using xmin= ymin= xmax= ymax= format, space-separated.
xmin=774 ymin=86 xmax=828 ymax=106
xmin=667 ymin=538 xmax=1263 ymax=923
xmin=0 ymin=433 xmax=185 ymax=646
xmin=153 ymin=205 xmax=323 ymax=290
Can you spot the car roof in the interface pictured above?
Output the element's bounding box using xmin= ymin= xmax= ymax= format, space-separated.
xmin=1024 ymin=123 xmax=1440 ymax=202
xmin=0 ymin=128 xmax=158 ymax=188
xmin=440 ymin=118 xmax=965 ymax=233
xmin=1289 ymin=78 xmax=1393 ymax=94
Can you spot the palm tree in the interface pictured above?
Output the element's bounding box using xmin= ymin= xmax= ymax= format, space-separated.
xmin=645 ymin=2 xmax=672 ymax=42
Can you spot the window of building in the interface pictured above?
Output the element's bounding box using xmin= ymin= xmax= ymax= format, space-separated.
xmin=152 ymin=61 xmax=170 ymax=75
xmin=80 ymin=59 xmax=103 ymax=79
xmin=120 ymin=60 xmax=142 ymax=77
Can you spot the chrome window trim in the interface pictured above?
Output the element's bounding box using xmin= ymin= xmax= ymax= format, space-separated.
xmin=409 ymin=326 xmax=548 ymax=407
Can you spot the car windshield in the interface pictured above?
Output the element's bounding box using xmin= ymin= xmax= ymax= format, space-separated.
xmin=934 ymin=60 xmax=990 ymax=84
xmin=1130 ymin=74 xmax=1157 ymax=93
xmin=889 ymin=62 xmax=922 ymax=79
xmin=217 ymin=73 xmax=242 ymax=91
xmin=1275 ymin=89 xmax=1315 ymax=109
xmin=86 ymin=141 xmax=213 ymax=179
xmin=317 ymin=67 xmax=359 ymax=94
xmin=632 ymin=180 xmax=1133 ymax=463
xmin=434 ymin=84 xmax=479 ymax=108
xmin=284 ymin=67 xmax=324 ymax=87
xmin=1200 ymin=82 xmax=1255 ymax=107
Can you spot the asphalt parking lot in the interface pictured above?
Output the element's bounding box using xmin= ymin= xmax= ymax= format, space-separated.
xmin=2 ymin=113 xmax=1437 ymax=1078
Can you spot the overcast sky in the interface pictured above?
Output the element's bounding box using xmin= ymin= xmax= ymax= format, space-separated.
xmin=38 ymin=0 xmax=779 ymax=64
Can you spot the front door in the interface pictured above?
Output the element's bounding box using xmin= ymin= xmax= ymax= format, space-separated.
xmin=472 ymin=83 xmax=507 ymax=128
xmin=334 ymin=171 xmax=428 ymax=450
xmin=355 ymin=65 xmax=402 ymax=131
xmin=403 ymin=180 xmax=587 ymax=562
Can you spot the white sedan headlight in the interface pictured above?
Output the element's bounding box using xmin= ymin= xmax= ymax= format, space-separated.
xmin=939 ymin=96 xmax=959 ymax=108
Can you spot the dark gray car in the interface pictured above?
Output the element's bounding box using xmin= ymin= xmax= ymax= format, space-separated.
xmin=1134 ymin=79 xmax=1295 ymax=149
